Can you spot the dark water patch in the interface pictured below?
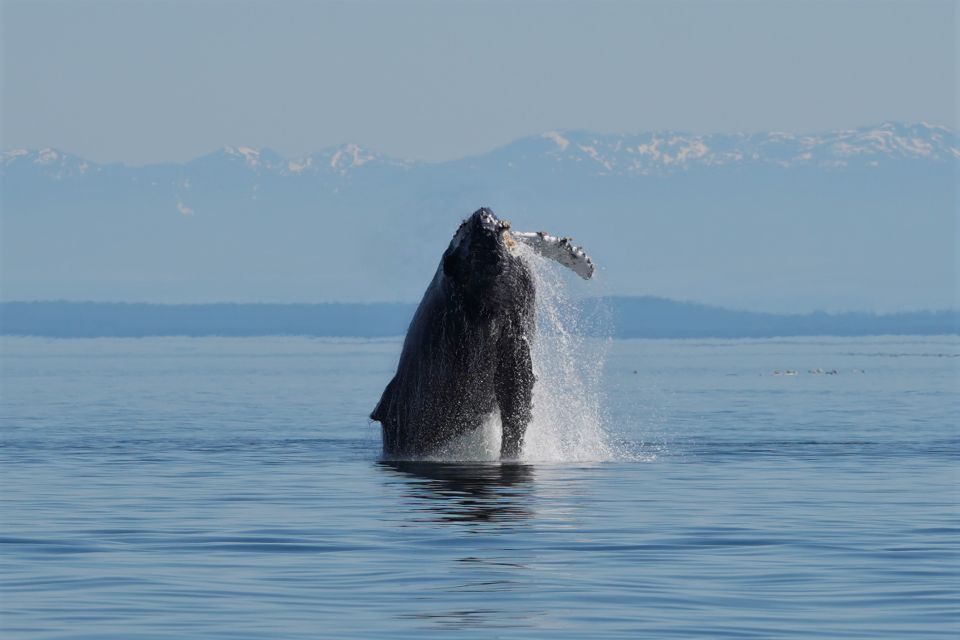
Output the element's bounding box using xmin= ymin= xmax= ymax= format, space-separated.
xmin=168 ymin=542 xmax=367 ymax=554
xmin=841 ymin=352 xmax=959 ymax=358
xmin=0 ymin=537 xmax=103 ymax=555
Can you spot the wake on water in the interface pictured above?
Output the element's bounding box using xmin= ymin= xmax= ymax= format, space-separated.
xmin=426 ymin=245 xmax=633 ymax=463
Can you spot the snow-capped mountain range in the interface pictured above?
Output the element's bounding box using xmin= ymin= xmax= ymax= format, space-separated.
xmin=1 ymin=141 xmax=413 ymax=181
xmin=3 ymin=122 xmax=956 ymax=182
xmin=530 ymin=122 xmax=957 ymax=173
xmin=1 ymin=122 xmax=956 ymax=312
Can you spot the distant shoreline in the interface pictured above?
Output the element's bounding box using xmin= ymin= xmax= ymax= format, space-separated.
xmin=1 ymin=299 xmax=956 ymax=339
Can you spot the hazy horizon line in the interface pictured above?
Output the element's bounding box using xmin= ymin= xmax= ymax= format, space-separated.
xmin=2 ymin=299 xmax=955 ymax=340
xmin=3 ymin=298 xmax=957 ymax=317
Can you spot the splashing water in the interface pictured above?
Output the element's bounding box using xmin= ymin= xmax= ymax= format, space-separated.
xmin=517 ymin=245 xmax=614 ymax=462
xmin=429 ymin=245 xmax=616 ymax=462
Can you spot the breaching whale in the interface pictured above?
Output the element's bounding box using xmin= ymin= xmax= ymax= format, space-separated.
xmin=371 ymin=207 xmax=594 ymax=459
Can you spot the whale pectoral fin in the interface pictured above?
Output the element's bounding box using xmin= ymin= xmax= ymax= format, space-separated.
xmin=374 ymin=376 xmax=408 ymax=457
xmin=496 ymin=335 xmax=534 ymax=460
xmin=511 ymin=231 xmax=595 ymax=280
xmin=371 ymin=376 xmax=397 ymax=422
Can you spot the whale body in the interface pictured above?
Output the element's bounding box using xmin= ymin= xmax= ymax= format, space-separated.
xmin=371 ymin=207 xmax=593 ymax=459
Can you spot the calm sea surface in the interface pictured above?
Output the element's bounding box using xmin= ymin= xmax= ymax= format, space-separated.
xmin=1 ymin=336 xmax=957 ymax=639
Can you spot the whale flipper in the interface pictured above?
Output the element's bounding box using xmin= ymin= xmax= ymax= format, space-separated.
xmin=512 ymin=231 xmax=595 ymax=280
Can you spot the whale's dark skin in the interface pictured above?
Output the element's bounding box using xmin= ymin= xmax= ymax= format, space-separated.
xmin=371 ymin=208 xmax=536 ymax=459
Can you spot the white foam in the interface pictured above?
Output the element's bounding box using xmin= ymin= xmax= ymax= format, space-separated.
xmin=512 ymin=245 xmax=616 ymax=462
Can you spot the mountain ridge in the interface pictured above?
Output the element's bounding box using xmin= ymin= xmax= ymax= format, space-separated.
xmin=4 ymin=121 xmax=956 ymax=180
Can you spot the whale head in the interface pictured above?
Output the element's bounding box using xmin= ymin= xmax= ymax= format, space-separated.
xmin=442 ymin=207 xmax=515 ymax=286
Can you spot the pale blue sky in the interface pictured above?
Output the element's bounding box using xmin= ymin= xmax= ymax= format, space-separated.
xmin=2 ymin=0 xmax=956 ymax=164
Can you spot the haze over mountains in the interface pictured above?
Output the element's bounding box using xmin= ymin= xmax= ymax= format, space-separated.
xmin=2 ymin=122 xmax=956 ymax=313
xmin=2 ymin=299 xmax=955 ymax=340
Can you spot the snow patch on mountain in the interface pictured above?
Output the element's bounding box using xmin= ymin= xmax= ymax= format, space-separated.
xmin=224 ymin=146 xmax=264 ymax=168
xmin=2 ymin=148 xmax=101 ymax=179
xmin=287 ymin=157 xmax=312 ymax=174
xmin=329 ymin=143 xmax=374 ymax=174
xmin=543 ymin=131 xmax=571 ymax=151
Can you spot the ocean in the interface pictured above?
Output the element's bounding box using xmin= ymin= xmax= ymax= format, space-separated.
xmin=1 ymin=334 xmax=956 ymax=639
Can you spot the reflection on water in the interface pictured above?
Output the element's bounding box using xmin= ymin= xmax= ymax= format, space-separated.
xmin=379 ymin=461 xmax=535 ymax=523
xmin=380 ymin=461 xmax=541 ymax=631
